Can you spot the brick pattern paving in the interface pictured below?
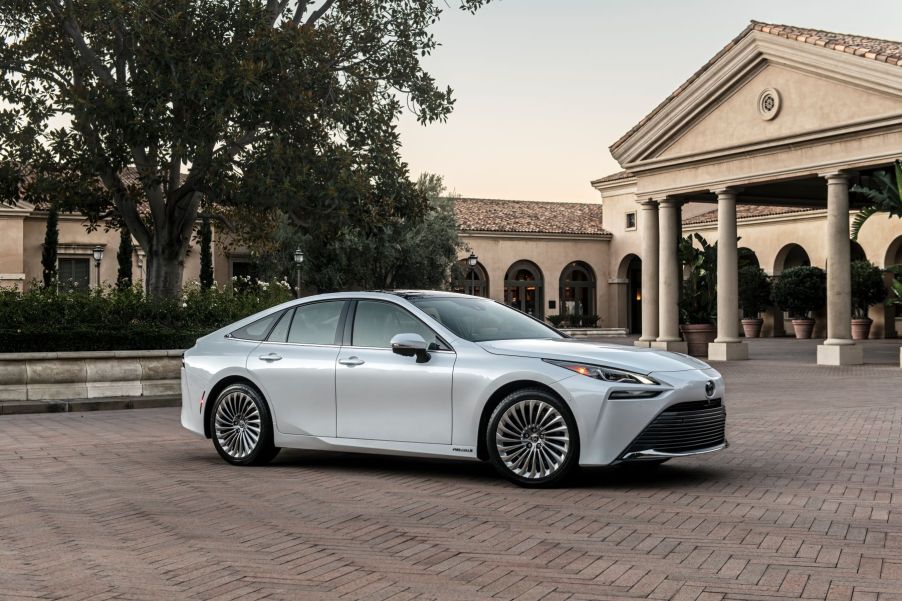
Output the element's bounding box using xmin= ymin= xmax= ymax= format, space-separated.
xmin=1 ymin=347 xmax=901 ymax=600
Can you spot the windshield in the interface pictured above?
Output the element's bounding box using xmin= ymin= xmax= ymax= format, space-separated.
xmin=409 ymin=297 xmax=564 ymax=342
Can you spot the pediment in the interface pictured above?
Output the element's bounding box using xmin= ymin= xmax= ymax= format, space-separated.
xmin=611 ymin=29 xmax=902 ymax=167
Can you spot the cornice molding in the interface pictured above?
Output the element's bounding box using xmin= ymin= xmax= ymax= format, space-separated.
xmin=460 ymin=230 xmax=612 ymax=242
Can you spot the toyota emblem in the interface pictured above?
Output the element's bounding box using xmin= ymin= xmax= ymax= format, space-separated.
xmin=705 ymin=381 xmax=716 ymax=398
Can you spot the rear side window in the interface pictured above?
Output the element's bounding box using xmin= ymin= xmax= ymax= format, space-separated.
xmin=287 ymin=301 xmax=345 ymax=345
xmin=266 ymin=309 xmax=294 ymax=343
xmin=229 ymin=311 xmax=282 ymax=341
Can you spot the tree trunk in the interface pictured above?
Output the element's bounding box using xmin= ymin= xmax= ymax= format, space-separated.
xmin=146 ymin=245 xmax=185 ymax=298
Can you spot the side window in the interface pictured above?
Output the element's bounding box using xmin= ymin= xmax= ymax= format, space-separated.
xmin=352 ymin=301 xmax=441 ymax=349
xmin=266 ymin=309 xmax=294 ymax=343
xmin=230 ymin=311 xmax=282 ymax=341
xmin=287 ymin=301 xmax=345 ymax=345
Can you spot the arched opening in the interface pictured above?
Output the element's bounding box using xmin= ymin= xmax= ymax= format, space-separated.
xmin=883 ymin=235 xmax=902 ymax=268
xmin=504 ymin=260 xmax=544 ymax=318
xmin=738 ymin=247 xmax=760 ymax=270
xmin=850 ymin=240 xmax=867 ymax=263
xmin=559 ymin=261 xmax=596 ymax=319
xmin=453 ymin=260 xmax=489 ymax=297
xmin=773 ymin=243 xmax=811 ymax=275
xmin=617 ymin=254 xmax=642 ymax=334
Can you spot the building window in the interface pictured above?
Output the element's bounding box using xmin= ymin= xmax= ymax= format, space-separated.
xmin=230 ymin=258 xmax=259 ymax=290
xmin=625 ymin=212 xmax=637 ymax=231
xmin=504 ymin=260 xmax=544 ymax=318
xmin=58 ymin=257 xmax=90 ymax=292
xmin=453 ymin=260 xmax=489 ymax=297
xmin=559 ymin=261 xmax=596 ymax=320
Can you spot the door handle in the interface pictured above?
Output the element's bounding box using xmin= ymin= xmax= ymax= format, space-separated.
xmin=258 ymin=353 xmax=282 ymax=362
xmin=339 ymin=357 xmax=365 ymax=366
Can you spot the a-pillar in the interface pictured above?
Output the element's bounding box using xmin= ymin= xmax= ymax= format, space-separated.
xmin=635 ymin=199 xmax=659 ymax=347
xmin=709 ymin=189 xmax=748 ymax=361
xmin=652 ymin=198 xmax=687 ymax=353
xmin=817 ymin=172 xmax=862 ymax=365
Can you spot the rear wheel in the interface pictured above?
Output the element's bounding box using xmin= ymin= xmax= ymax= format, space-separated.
xmin=211 ymin=383 xmax=279 ymax=466
xmin=486 ymin=388 xmax=578 ymax=487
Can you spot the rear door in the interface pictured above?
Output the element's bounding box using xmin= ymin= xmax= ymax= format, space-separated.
xmin=250 ymin=300 xmax=347 ymax=436
xmin=335 ymin=299 xmax=455 ymax=444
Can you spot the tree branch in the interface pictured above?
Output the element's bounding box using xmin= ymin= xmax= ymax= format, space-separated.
xmin=51 ymin=1 xmax=117 ymax=88
xmin=302 ymin=0 xmax=336 ymax=27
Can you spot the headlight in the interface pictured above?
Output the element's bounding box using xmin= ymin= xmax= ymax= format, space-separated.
xmin=543 ymin=359 xmax=659 ymax=385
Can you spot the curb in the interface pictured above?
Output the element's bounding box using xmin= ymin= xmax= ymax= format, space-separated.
xmin=0 ymin=395 xmax=180 ymax=416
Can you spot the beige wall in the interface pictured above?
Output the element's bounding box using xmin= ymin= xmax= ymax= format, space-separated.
xmin=459 ymin=233 xmax=611 ymax=324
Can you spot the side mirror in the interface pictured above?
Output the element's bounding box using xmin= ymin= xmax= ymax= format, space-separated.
xmin=390 ymin=333 xmax=431 ymax=363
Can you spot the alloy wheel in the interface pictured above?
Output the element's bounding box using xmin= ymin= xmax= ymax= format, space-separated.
xmin=214 ymin=391 xmax=262 ymax=459
xmin=495 ymin=399 xmax=570 ymax=480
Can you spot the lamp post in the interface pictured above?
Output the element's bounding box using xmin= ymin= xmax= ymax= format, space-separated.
xmin=92 ymin=245 xmax=104 ymax=290
xmin=293 ymin=248 xmax=304 ymax=298
xmin=467 ymin=252 xmax=478 ymax=296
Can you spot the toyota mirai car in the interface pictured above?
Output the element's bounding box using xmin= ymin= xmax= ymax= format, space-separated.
xmin=181 ymin=290 xmax=727 ymax=486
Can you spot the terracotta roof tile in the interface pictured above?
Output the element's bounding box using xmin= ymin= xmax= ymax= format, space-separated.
xmin=682 ymin=204 xmax=817 ymax=226
xmin=591 ymin=170 xmax=634 ymax=185
xmin=611 ymin=21 xmax=902 ymax=153
xmin=453 ymin=197 xmax=609 ymax=236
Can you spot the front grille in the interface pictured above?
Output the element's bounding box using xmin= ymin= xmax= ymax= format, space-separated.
xmin=621 ymin=399 xmax=725 ymax=457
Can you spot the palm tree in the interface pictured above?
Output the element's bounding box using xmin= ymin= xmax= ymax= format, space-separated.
xmin=851 ymin=159 xmax=902 ymax=240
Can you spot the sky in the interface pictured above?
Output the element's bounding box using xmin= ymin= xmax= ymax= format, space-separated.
xmin=396 ymin=0 xmax=902 ymax=202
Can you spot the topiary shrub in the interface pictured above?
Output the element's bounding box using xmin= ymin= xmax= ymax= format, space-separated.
xmin=738 ymin=265 xmax=772 ymax=319
xmin=850 ymin=260 xmax=886 ymax=318
xmin=771 ymin=266 xmax=826 ymax=319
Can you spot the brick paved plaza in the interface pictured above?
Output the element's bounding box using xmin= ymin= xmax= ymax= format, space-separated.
xmin=1 ymin=339 xmax=901 ymax=600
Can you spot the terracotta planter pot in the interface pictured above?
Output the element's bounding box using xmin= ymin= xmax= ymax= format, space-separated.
xmin=791 ymin=318 xmax=816 ymax=339
xmin=741 ymin=318 xmax=764 ymax=338
xmin=679 ymin=323 xmax=716 ymax=357
xmin=851 ymin=318 xmax=873 ymax=341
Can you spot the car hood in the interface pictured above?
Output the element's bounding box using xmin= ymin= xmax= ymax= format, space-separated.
xmin=477 ymin=338 xmax=711 ymax=374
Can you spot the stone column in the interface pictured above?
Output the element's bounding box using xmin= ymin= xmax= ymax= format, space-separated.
xmin=709 ymin=189 xmax=748 ymax=361
xmin=635 ymin=200 xmax=659 ymax=347
xmin=817 ymin=172 xmax=862 ymax=365
xmin=652 ymin=198 xmax=687 ymax=352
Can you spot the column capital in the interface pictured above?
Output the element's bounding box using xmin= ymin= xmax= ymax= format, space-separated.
xmin=819 ymin=170 xmax=853 ymax=183
xmin=637 ymin=198 xmax=659 ymax=208
xmin=710 ymin=187 xmax=743 ymax=197
xmin=658 ymin=197 xmax=684 ymax=208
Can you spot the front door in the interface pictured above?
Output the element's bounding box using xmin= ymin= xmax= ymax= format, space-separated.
xmin=251 ymin=300 xmax=346 ymax=436
xmin=336 ymin=300 xmax=454 ymax=444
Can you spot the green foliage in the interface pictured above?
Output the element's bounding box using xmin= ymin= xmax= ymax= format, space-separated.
xmin=0 ymin=0 xmax=489 ymax=297
xmin=546 ymin=314 xmax=600 ymax=328
xmin=679 ymin=233 xmax=717 ymax=325
xmin=851 ymin=159 xmax=902 ymax=240
xmin=41 ymin=204 xmax=58 ymax=288
xmin=850 ymin=260 xmax=886 ymax=318
xmin=738 ymin=265 xmax=772 ymax=319
xmin=199 ymin=214 xmax=214 ymax=291
xmin=771 ymin=266 xmax=826 ymax=319
xmin=116 ymin=225 xmax=133 ymax=290
xmin=253 ymin=173 xmax=463 ymax=292
xmin=0 ymin=280 xmax=292 ymax=352
xmin=546 ymin=314 xmax=567 ymax=328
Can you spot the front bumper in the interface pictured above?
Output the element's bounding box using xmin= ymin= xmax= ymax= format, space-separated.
xmin=564 ymin=367 xmax=727 ymax=466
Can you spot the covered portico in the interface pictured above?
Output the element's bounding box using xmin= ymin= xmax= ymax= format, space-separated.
xmin=607 ymin=21 xmax=902 ymax=365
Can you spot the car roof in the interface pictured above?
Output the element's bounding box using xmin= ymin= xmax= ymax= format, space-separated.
xmin=298 ymin=290 xmax=474 ymax=302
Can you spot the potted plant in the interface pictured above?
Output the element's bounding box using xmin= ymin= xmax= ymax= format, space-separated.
xmin=738 ymin=265 xmax=772 ymax=338
xmin=770 ymin=266 xmax=826 ymax=339
xmin=678 ymin=233 xmax=717 ymax=356
xmin=850 ymin=260 xmax=886 ymax=340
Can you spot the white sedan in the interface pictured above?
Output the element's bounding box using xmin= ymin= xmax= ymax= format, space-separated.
xmin=181 ymin=291 xmax=726 ymax=486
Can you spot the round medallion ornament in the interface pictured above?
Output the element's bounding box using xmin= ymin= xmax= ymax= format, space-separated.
xmin=757 ymin=88 xmax=781 ymax=121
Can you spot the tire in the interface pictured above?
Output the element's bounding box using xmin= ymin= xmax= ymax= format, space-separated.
xmin=486 ymin=388 xmax=579 ymax=487
xmin=210 ymin=383 xmax=280 ymax=466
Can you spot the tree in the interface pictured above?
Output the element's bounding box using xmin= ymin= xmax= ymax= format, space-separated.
xmin=41 ymin=204 xmax=59 ymax=288
xmin=737 ymin=265 xmax=772 ymax=319
xmin=678 ymin=233 xmax=717 ymax=325
xmin=850 ymin=260 xmax=886 ymax=319
xmin=851 ymin=159 xmax=902 ymax=240
xmin=117 ymin=225 xmax=133 ymax=290
xmin=252 ymin=172 xmax=463 ymax=292
xmin=0 ymin=0 xmax=489 ymax=297
xmin=199 ymin=213 xmax=214 ymax=290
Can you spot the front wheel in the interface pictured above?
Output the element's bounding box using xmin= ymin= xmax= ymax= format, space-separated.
xmin=211 ymin=383 xmax=280 ymax=466
xmin=486 ymin=389 xmax=579 ymax=487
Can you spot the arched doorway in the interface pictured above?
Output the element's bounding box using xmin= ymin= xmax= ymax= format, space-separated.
xmin=885 ymin=235 xmax=902 ymax=268
xmin=617 ymin=254 xmax=642 ymax=334
xmin=850 ymin=240 xmax=867 ymax=263
xmin=453 ymin=260 xmax=489 ymax=297
xmin=504 ymin=261 xmax=544 ymax=318
xmin=773 ymin=243 xmax=811 ymax=274
xmin=559 ymin=261 xmax=596 ymax=318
